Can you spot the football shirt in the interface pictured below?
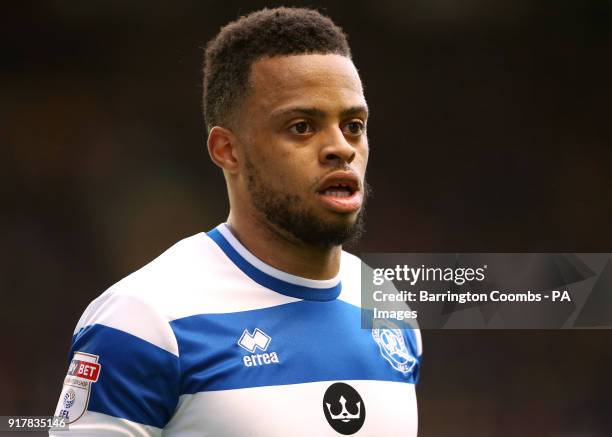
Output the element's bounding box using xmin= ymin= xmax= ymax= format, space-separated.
xmin=51 ymin=223 xmax=422 ymax=436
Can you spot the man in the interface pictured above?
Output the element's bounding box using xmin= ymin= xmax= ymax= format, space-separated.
xmin=52 ymin=7 xmax=422 ymax=436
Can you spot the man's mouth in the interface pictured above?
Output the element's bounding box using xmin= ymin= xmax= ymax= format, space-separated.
xmin=321 ymin=182 xmax=354 ymax=198
xmin=316 ymin=172 xmax=363 ymax=213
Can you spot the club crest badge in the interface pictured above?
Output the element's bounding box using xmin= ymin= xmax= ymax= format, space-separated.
xmin=371 ymin=319 xmax=417 ymax=375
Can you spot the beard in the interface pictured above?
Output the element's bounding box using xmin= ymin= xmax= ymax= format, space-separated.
xmin=244 ymin=156 xmax=369 ymax=248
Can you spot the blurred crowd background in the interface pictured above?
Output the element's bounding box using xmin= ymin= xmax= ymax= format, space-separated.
xmin=2 ymin=1 xmax=611 ymax=435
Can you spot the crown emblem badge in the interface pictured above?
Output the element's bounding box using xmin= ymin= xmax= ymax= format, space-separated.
xmin=326 ymin=395 xmax=361 ymax=422
xmin=322 ymin=382 xmax=366 ymax=434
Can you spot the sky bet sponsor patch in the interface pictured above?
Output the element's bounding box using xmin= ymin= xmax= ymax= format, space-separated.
xmin=67 ymin=357 xmax=101 ymax=382
xmin=54 ymin=352 xmax=101 ymax=424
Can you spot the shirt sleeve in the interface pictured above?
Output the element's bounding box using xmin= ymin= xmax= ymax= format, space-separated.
xmin=50 ymin=290 xmax=180 ymax=436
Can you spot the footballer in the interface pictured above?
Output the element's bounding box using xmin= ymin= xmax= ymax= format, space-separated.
xmin=51 ymin=7 xmax=422 ymax=436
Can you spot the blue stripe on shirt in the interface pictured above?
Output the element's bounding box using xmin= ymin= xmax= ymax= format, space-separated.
xmin=71 ymin=324 xmax=180 ymax=428
xmin=171 ymin=299 xmax=420 ymax=394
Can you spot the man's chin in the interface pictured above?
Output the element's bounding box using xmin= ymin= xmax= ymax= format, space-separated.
xmin=282 ymin=210 xmax=365 ymax=249
xmin=317 ymin=207 xmax=360 ymax=224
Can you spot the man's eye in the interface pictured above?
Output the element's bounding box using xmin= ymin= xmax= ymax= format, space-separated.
xmin=289 ymin=121 xmax=312 ymax=135
xmin=344 ymin=121 xmax=365 ymax=135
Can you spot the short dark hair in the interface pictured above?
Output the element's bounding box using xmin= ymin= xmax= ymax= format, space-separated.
xmin=203 ymin=7 xmax=351 ymax=131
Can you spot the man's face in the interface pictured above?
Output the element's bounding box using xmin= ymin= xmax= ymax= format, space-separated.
xmin=234 ymin=54 xmax=369 ymax=247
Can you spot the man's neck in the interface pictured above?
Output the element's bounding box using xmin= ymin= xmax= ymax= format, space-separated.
xmin=226 ymin=212 xmax=342 ymax=280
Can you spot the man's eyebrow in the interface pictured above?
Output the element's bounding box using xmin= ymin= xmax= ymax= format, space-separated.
xmin=340 ymin=105 xmax=369 ymax=118
xmin=271 ymin=107 xmax=326 ymax=119
xmin=271 ymin=105 xmax=369 ymax=119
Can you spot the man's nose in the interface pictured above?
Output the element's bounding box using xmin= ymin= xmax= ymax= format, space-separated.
xmin=318 ymin=127 xmax=356 ymax=166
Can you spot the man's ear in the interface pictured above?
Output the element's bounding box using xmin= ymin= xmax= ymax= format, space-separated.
xmin=207 ymin=126 xmax=240 ymax=174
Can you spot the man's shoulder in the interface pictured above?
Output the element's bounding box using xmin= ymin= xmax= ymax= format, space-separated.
xmin=75 ymin=232 xmax=217 ymax=327
xmin=89 ymin=233 xmax=212 ymax=311
xmin=71 ymin=233 xmax=217 ymax=354
xmin=111 ymin=232 xmax=212 ymax=296
xmin=77 ymin=230 xmax=297 ymax=330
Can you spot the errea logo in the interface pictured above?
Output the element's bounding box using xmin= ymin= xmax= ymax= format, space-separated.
xmin=238 ymin=328 xmax=270 ymax=353
xmin=237 ymin=328 xmax=280 ymax=367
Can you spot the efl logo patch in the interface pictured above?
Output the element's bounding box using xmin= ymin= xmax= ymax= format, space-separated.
xmin=54 ymin=352 xmax=101 ymax=424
